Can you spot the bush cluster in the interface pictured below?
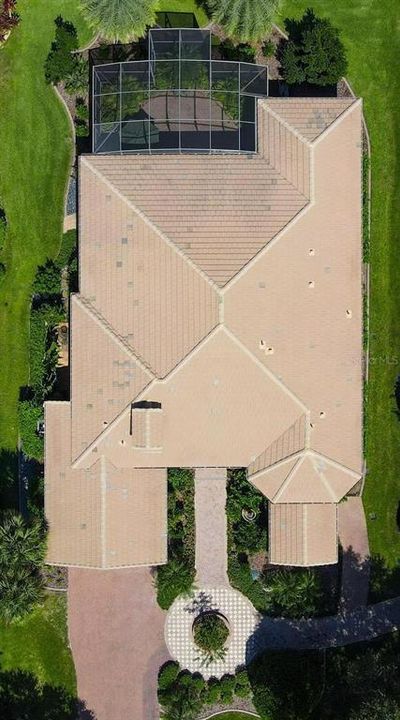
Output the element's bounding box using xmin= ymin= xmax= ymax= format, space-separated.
xmin=226 ymin=468 xmax=269 ymax=610
xmin=18 ymin=232 xmax=77 ymax=460
xmin=158 ymin=661 xmax=251 ymax=718
xmin=193 ymin=613 xmax=229 ymax=665
xmin=219 ymin=39 xmax=256 ymax=62
xmin=156 ymin=468 xmax=196 ymax=609
xmin=44 ymin=16 xmax=88 ymax=95
xmin=280 ymin=8 xmax=348 ymax=86
xmin=0 ymin=512 xmax=46 ymax=623
xmin=0 ymin=0 xmax=20 ymax=44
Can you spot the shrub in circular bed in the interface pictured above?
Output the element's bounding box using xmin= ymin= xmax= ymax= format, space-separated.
xmin=193 ymin=612 xmax=229 ymax=663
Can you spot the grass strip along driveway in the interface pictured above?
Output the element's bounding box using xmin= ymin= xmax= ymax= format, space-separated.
xmin=278 ymin=0 xmax=400 ymax=581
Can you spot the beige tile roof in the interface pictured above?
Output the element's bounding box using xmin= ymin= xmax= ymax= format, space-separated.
xmin=70 ymin=295 xmax=154 ymax=461
xmin=225 ymin=99 xmax=363 ymax=474
xmin=45 ymin=95 xmax=362 ymax=569
xmin=75 ymin=327 xmax=304 ymax=470
xmin=79 ymin=159 xmax=220 ymax=377
xmin=257 ymin=449 xmax=358 ymax=500
xmin=45 ymin=402 xmax=167 ymax=568
xmin=85 ymin=153 xmax=308 ymax=287
xmin=250 ymin=450 xmax=358 ymax=503
xmin=248 ymin=414 xmax=306 ymax=476
xmin=269 ymin=502 xmax=337 ymax=566
xmin=264 ymin=98 xmax=356 ymax=141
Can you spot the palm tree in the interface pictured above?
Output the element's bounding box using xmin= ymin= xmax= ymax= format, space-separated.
xmin=0 ymin=567 xmax=43 ymax=623
xmin=264 ymin=568 xmax=322 ymax=618
xmin=210 ymin=0 xmax=281 ymax=44
xmin=79 ymin=0 xmax=158 ymax=43
xmin=0 ymin=512 xmax=46 ymax=568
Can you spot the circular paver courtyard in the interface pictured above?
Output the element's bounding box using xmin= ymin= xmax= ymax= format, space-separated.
xmin=165 ymin=587 xmax=260 ymax=678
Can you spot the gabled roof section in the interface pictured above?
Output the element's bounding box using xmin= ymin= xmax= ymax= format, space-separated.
xmin=85 ymin=154 xmax=308 ymax=287
xmin=264 ymin=97 xmax=357 ymax=142
xmin=45 ymin=402 xmax=167 ymax=568
xmin=74 ymin=327 xmax=305 ymax=470
xmin=70 ymin=295 xmax=153 ymax=461
xmin=250 ymin=450 xmax=360 ymax=504
xmin=79 ymin=158 xmax=220 ymax=376
xmin=269 ymin=503 xmax=337 ymax=566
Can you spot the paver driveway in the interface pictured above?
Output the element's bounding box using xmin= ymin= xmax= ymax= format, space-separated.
xmin=68 ymin=566 xmax=170 ymax=720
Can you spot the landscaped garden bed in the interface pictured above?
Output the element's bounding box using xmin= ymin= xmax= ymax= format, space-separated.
xmin=155 ymin=467 xmax=196 ymax=609
xmin=158 ymin=660 xmax=255 ymax=719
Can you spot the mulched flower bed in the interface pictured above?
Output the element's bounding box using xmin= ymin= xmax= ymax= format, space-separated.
xmin=42 ymin=565 xmax=68 ymax=591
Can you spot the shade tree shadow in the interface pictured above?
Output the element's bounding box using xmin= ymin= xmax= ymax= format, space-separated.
xmin=0 ymin=668 xmax=96 ymax=720
xmin=0 ymin=449 xmax=19 ymax=511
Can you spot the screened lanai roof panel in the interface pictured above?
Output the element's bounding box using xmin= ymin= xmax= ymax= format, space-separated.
xmin=92 ymin=29 xmax=268 ymax=154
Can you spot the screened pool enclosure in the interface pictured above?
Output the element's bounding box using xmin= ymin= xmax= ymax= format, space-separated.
xmin=92 ymin=29 xmax=269 ymax=154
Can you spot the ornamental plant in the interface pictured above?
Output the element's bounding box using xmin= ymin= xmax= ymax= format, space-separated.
xmin=280 ymin=8 xmax=348 ymax=86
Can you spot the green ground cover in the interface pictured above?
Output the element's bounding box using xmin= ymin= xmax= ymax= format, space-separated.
xmin=0 ymin=0 xmax=91 ymax=696
xmin=0 ymin=0 xmax=91 ymax=456
xmin=278 ymin=0 xmax=400 ymax=577
xmin=0 ymin=594 xmax=76 ymax=692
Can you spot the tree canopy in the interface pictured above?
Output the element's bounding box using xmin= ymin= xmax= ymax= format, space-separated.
xmin=79 ymin=0 xmax=158 ymax=42
xmin=210 ymin=0 xmax=281 ymax=44
xmin=280 ymin=8 xmax=348 ymax=86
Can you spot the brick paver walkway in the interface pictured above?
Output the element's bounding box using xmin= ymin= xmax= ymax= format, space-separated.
xmin=68 ymin=567 xmax=170 ymax=720
xmin=195 ymin=467 xmax=229 ymax=586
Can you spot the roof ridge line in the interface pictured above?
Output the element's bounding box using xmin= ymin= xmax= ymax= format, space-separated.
xmin=223 ymin=325 xmax=308 ymax=414
xmin=260 ymin=99 xmax=314 ymax=146
xmin=75 ymin=294 xmax=156 ymax=379
xmin=81 ymin=157 xmax=222 ymax=295
xmin=309 ymin=455 xmax=337 ymax=502
xmin=249 ymin=449 xmax=305 ymax=480
xmin=312 ymin=97 xmax=361 ymax=147
xmin=100 ymin=455 xmax=107 ymax=568
xmin=273 ymin=455 xmax=305 ymax=502
xmin=307 ymin=449 xmax=361 ymax=479
xmin=221 ymin=198 xmax=312 ymax=294
xmin=72 ymin=324 xmax=224 ymax=470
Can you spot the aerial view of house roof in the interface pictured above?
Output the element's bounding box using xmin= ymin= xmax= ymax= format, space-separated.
xmin=9 ymin=2 xmax=400 ymax=718
xmin=45 ymin=88 xmax=362 ymax=569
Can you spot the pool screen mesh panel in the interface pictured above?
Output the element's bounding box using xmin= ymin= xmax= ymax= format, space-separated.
xmin=92 ymin=29 xmax=268 ymax=154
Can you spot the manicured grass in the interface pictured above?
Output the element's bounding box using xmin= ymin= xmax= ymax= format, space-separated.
xmin=157 ymin=0 xmax=210 ymax=27
xmin=0 ymin=594 xmax=76 ymax=692
xmin=277 ymin=1 xmax=400 ymax=571
xmin=0 ymin=0 xmax=91 ymax=696
xmin=0 ymin=0 xmax=91 ymax=453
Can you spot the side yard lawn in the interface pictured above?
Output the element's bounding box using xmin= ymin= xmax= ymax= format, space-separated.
xmin=0 ymin=594 xmax=76 ymax=692
xmin=278 ymin=0 xmax=400 ymax=581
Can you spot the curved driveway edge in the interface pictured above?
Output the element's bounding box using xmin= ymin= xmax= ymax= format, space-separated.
xmin=68 ymin=566 xmax=170 ymax=720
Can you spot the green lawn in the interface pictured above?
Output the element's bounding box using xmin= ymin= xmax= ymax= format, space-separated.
xmin=0 ymin=0 xmax=91 ymax=454
xmin=157 ymin=0 xmax=210 ymax=27
xmin=0 ymin=0 xmax=91 ymax=693
xmin=0 ymin=594 xmax=76 ymax=692
xmin=277 ymin=1 xmax=400 ymax=573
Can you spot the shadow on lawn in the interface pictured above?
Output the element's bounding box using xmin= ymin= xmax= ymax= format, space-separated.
xmin=0 ymin=449 xmax=18 ymax=511
xmin=0 ymin=668 xmax=96 ymax=720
